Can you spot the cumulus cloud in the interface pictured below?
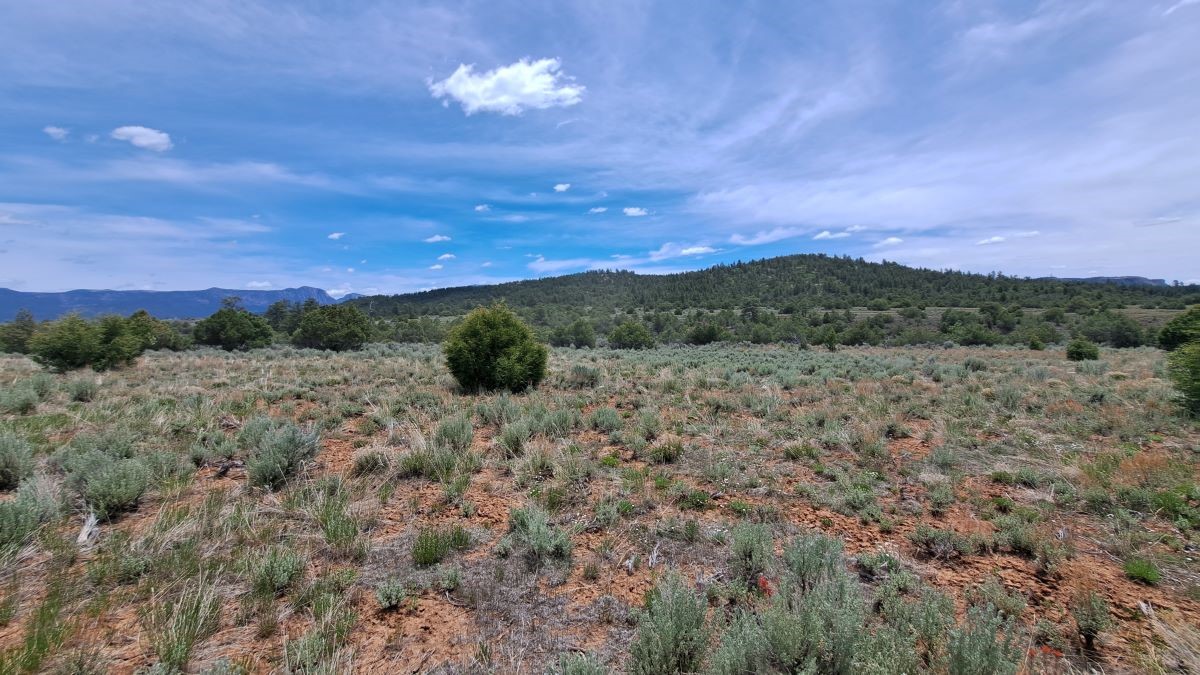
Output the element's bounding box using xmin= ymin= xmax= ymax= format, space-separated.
xmin=623 ymin=207 xmax=648 ymax=217
xmin=428 ymin=58 xmax=584 ymax=115
xmin=43 ymin=126 xmax=69 ymax=141
xmin=437 ymin=253 xmax=456 ymax=260
xmin=813 ymin=230 xmax=851 ymax=240
xmin=588 ymin=207 xmax=608 ymax=214
xmin=423 ymin=234 xmax=451 ymax=243
xmin=429 ymin=264 xmax=443 ymax=270
xmin=474 ymin=204 xmax=490 ymax=212
xmin=245 ymin=280 xmax=272 ymax=289
xmin=327 ymin=232 xmax=345 ymax=240
xmin=976 ymin=235 xmax=1005 ymax=245
xmin=553 ymin=183 xmax=571 ymax=192
xmin=110 ymin=125 xmax=172 ymax=152
xmin=874 ymin=237 xmax=904 ymax=247
xmin=729 ymin=227 xmax=803 ymax=246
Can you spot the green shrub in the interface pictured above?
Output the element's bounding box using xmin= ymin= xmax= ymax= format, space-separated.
xmin=193 ymin=304 xmax=273 ymax=351
xmin=608 ymin=321 xmax=655 ymax=349
xmin=1070 ymin=590 xmax=1111 ymax=650
xmin=502 ymin=506 xmax=571 ymax=568
xmin=909 ymin=524 xmax=973 ymax=560
xmin=647 ymin=438 xmax=683 ymax=464
xmin=374 ymin=578 xmax=408 ymax=610
xmin=1167 ymin=341 xmax=1200 ymax=415
xmin=443 ymin=304 xmax=548 ymax=392
xmin=1065 ymin=338 xmax=1099 ymax=361
xmin=588 ymin=407 xmax=622 ymax=433
xmin=0 ymin=499 xmax=40 ymax=560
xmin=629 ymin=573 xmax=708 ymax=675
xmin=783 ymin=532 xmax=843 ymax=591
xmin=707 ymin=611 xmax=769 ymax=675
xmin=66 ymin=377 xmax=99 ymax=402
xmin=1158 ymin=305 xmax=1200 ymax=351
xmin=246 ymin=421 xmax=320 ymax=489
xmin=497 ymin=420 xmax=531 ymax=458
xmin=434 ymin=414 xmax=474 ymax=453
xmin=730 ymin=523 xmax=773 ymax=587
xmin=0 ymin=433 xmax=34 ymax=490
xmin=946 ymin=605 xmax=1021 ymax=675
xmin=0 ymin=386 xmax=38 ymax=415
xmin=1123 ymin=557 xmax=1162 ymax=585
xmin=292 ymin=304 xmax=373 ymax=351
xmin=350 ymin=450 xmax=390 ymax=477
xmin=27 ymin=314 xmax=101 ymax=371
xmin=250 ymin=547 xmax=305 ymax=597
xmin=80 ymin=458 xmax=149 ymax=520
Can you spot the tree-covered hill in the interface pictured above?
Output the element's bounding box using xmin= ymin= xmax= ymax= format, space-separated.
xmin=349 ymin=255 xmax=1199 ymax=319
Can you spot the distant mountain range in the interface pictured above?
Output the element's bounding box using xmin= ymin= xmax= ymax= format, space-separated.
xmin=0 ymin=287 xmax=341 ymax=321
xmin=2 ymin=259 xmax=1194 ymax=323
xmin=1040 ymin=276 xmax=1168 ymax=287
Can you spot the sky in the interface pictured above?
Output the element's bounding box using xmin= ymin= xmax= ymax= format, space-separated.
xmin=1 ymin=0 xmax=1197 ymax=297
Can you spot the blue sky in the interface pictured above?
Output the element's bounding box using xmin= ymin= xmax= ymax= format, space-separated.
xmin=1 ymin=0 xmax=1197 ymax=296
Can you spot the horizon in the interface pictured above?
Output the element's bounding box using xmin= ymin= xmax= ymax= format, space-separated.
xmin=2 ymin=2 xmax=1199 ymax=294
xmin=0 ymin=254 xmax=1191 ymax=300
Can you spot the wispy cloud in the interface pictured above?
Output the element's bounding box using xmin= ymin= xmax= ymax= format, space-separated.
xmin=423 ymin=234 xmax=451 ymax=243
xmin=43 ymin=126 xmax=69 ymax=141
xmin=588 ymin=207 xmax=608 ymax=214
xmin=730 ymin=227 xmax=803 ymax=246
xmin=623 ymin=207 xmax=648 ymax=217
xmin=327 ymin=232 xmax=345 ymax=240
xmin=814 ymin=230 xmax=851 ymax=240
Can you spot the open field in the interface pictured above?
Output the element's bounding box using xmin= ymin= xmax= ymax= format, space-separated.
xmin=1 ymin=344 xmax=1198 ymax=673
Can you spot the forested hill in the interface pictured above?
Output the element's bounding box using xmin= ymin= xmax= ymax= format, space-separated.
xmin=349 ymin=255 xmax=1199 ymax=318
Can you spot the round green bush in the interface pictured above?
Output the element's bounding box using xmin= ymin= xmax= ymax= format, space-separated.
xmin=608 ymin=321 xmax=655 ymax=349
xmin=1159 ymin=305 xmax=1200 ymax=351
xmin=1065 ymin=338 xmax=1099 ymax=361
xmin=443 ymin=305 xmax=547 ymax=393
xmin=193 ymin=305 xmax=272 ymax=351
xmin=292 ymin=304 xmax=373 ymax=351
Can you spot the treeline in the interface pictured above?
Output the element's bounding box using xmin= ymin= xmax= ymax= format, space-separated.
xmin=347 ymin=254 xmax=1200 ymax=319
xmin=0 ymin=298 xmax=377 ymax=371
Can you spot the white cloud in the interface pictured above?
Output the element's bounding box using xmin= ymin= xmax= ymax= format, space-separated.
xmin=110 ymin=125 xmax=172 ymax=152
xmin=528 ymin=255 xmax=591 ymax=273
xmin=730 ymin=227 xmax=803 ymax=246
xmin=874 ymin=237 xmax=904 ymax=247
xmin=1013 ymin=230 xmax=1041 ymax=238
xmin=429 ymin=264 xmax=443 ymax=270
xmin=245 ymin=280 xmax=272 ymax=289
xmin=326 ymin=286 xmax=353 ymax=298
xmin=588 ymin=207 xmax=608 ymax=214
xmin=43 ymin=126 xmax=69 ymax=141
xmin=813 ymin=230 xmax=851 ymax=240
xmin=502 ymin=214 xmax=530 ymax=223
xmin=976 ymin=235 xmax=1005 ymax=245
xmin=437 ymin=253 xmax=456 ymax=260
xmin=423 ymin=234 xmax=451 ymax=243
xmin=623 ymin=207 xmax=648 ymax=217
xmin=845 ymin=225 xmax=868 ymax=232
xmin=481 ymin=261 xmax=493 ymax=268
xmin=474 ymin=204 xmax=490 ymax=212
xmin=428 ymin=57 xmax=585 ymax=116
xmin=346 ymin=267 xmax=355 ymax=273
xmin=327 ymin=232 xmax=345 ymax=240
xmin=554 ymin=183 xmax=571 ymax=192
xmin=680 ymin=246 xmax=716 ymax=256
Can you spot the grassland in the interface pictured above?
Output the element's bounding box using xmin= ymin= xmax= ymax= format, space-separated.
xmin=1 ymin=344 xmax=1197 ymax=673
